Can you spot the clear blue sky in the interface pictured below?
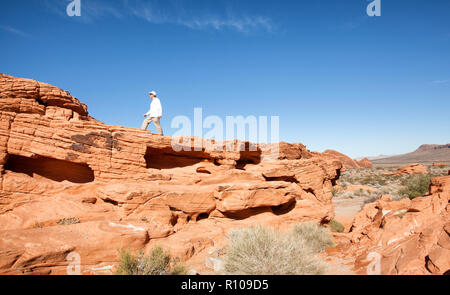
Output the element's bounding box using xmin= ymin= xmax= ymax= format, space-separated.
xmin=1 ymin=0 xmax=449 ymax=158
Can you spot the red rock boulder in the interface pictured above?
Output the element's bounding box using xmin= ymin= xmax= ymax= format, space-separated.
xmin=383 ymin=163 xmax=428 ymax=176
xmin=358 ymin=158 xmax=374 ymax=168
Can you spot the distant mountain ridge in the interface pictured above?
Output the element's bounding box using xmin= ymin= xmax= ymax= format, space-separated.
xmin=415 ymin=144 xmax=450 ymax=152
xmin=372 ymin=143 xmax=450 ymax=165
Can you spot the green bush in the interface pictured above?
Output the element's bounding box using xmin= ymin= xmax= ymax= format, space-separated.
xmin=398 ymin=174 xmax=431 ymax=200
xmin=222 ymin=223 xmax=333 ymax=275
xmin=327 ymin=220 xmax=345 ymax=233
xmin=115 ymin=246 xmax=187 ymax=275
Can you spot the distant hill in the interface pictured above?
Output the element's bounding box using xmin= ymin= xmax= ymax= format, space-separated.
xmin=372 ymin=144 xmax=450 ymax=165
xmin=320 ymin=150 xmax=373 ymax=169
xmin=355 ymin=155 xmax=393 ymax=161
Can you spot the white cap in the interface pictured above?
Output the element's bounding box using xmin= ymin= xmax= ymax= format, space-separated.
xmin=149 ymin=91 xmax=157 ymax=96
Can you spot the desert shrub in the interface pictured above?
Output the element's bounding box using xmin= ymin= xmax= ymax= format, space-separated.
xmin=363 ymin=195 xmax=380 ymax=205
xmin=360 ymin=176 xmax=371 ymax=185
xmin=354 ymin=188 xmax=365 ymax=197
xmin=380 ymin=187 xmax=391 ymax=195
xmin=170 ymin=263 xmax=189 ymax=275
xmin=375 ymin=176 xmax=387 ymax=186
xmin=338 ymin=191 xmax=354 ymax=199
xmin=291 ymin=222 xmax=336 ymax=251
xmin=33 ymin=222 xmax=43 ymax=229
xmin=327 ymin=220 xmax=345 ymax=233
xmin=222 ymin=223 xmax=333 ymax=275
xmin=429 ymin=166 xmax=448 ymax=178
xmin=331 ymin=188 xmax=338 ymax=197
xmin=358 ymin=174 xmax=386 ymax=186
xmin=398 ymin=174 xmax=431 ymax=200
xmin=115 ymin=246 xmax=187 ymax=275
xmin=115 ymin=249 xmax=140 ymax=275
xmin=57 ymin=217 xmax=80 ymax=225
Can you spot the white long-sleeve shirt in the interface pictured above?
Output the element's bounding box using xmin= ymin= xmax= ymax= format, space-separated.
xmin=145 ymin=97 xmax=162 ymax=117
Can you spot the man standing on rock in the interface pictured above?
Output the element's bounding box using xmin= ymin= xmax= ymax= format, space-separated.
xmin=141 ymin=91 xmax=163 ymax=135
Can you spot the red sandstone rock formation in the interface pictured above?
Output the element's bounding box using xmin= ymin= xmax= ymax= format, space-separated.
xmin=0 ymin=74 xmax=342 ymax=274
xmin=432 ymin=163 xmax=448 ymax=167
xmin=322 ymin=150 xmax=361 ymax=169
xmin=332 ymin=176 xmax=450 ymax=275
xmin=320 ymin=150 xmax=372 ymax=170
xmin=358 ymin=158 xmax=374 ymax=169
xmin=383 ymin=163 xmax=428 ymax=176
